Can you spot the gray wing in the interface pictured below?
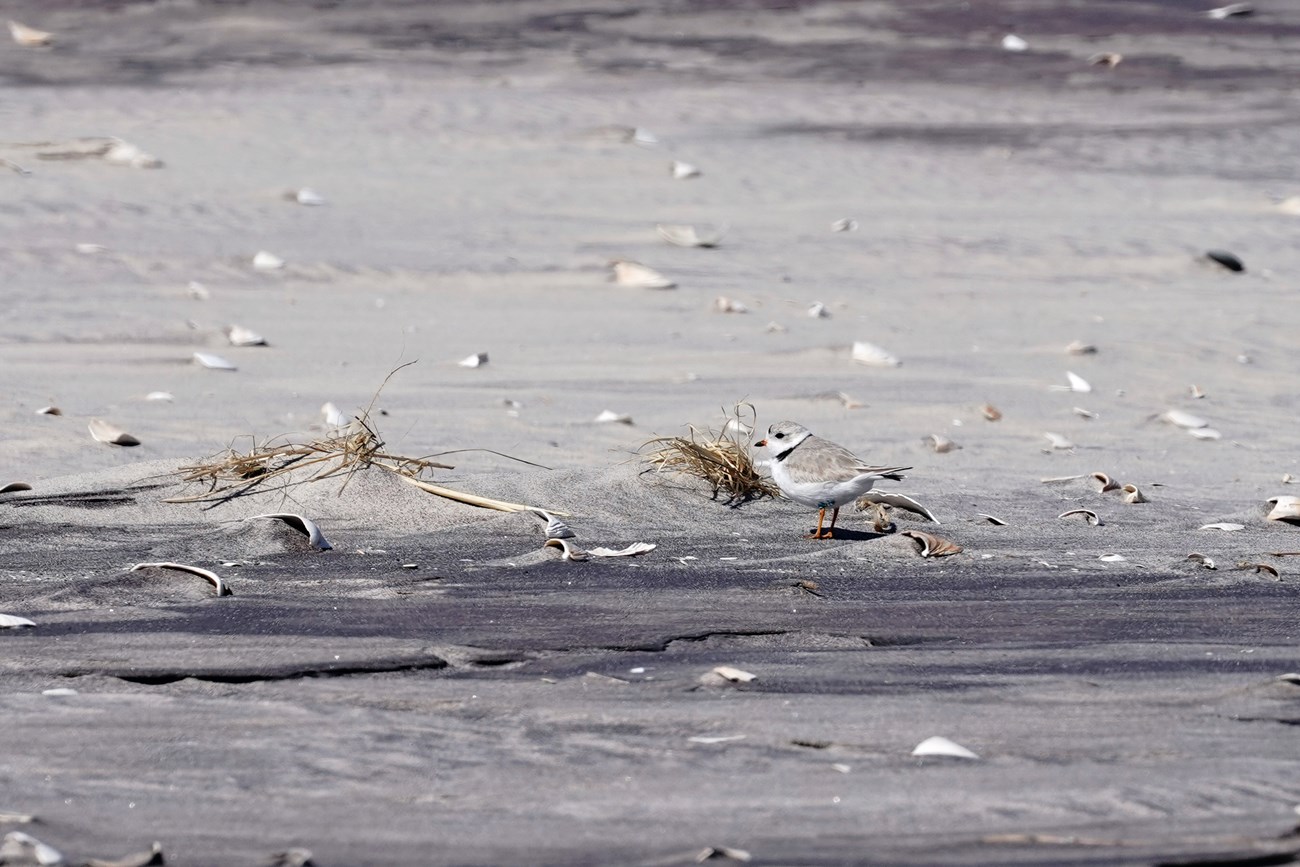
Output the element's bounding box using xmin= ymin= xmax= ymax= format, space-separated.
xmin=786 ymin=437 xmax=911 ymax=484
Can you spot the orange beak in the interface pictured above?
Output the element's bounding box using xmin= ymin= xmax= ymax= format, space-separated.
xmin=754 ymin=438 xmax=767 ymax=448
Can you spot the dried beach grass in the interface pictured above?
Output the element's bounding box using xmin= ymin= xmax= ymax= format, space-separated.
xmin=642 ymin=404 xmax=778 ymax=504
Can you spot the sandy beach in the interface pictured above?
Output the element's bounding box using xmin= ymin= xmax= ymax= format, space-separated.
xmin=3 ymin=1 xmax=1300 ymax=864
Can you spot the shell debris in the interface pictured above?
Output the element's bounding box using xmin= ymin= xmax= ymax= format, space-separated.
xmin=1206 ymin=3 xmax=1253 ymax=18
xmin=830 ymin=218 xmax=858 ymax=232
xmin=251 ymin=513 xmax=333 ymax=551
xmin=1088 ymin=52 xmax=1123 ymax=68
xmin=1200 ymin=522 xmax=1245 ymax=532
xmin=1052 ymin=371 xmax=1091 ymax=393
xmin=290 ymin=187 xmax=326 ymax=206
xmin=1042 ymin=432 xmax=1075 ymax=451
xmin=1091 ymin=472 xmax=1120 ymax=492
xmin=1205 ymin=250 xmax=1244 ymax=272
xmin=544 ymin=537 xmax=588 ymax=561
xmin=901 ymin=530 xmax=962 ymax=557
xmin=458 ymin=352 xmax=489 ymax=368
xmin=225 ymin=325 xmax=267 ymax=347
xmin=1265 ymin=496 xmax=1300 ymax=524
xmin=589 ymin=542 xmax=656 ymax=558
xmin=1121 ymin=484 xmax=1148 ymax=504
xmin=1059 ymin=509 xmax=1102 ymax=526
xmin=102 ymin=139 xmax=163 ymax=169
xmin=7 ymin=20 xmax=53 ymax=46
xmin=0 ymin=831 xmax=63 ymax=866
xmin=657 ymin=223 xmax=724 ymax=248
xmin=980 ymin=403 xmax=1002 ymax=421
xmin=912 ymin=736 xmax=979 ymax=759
xmin=807 ymin=302 xmax=831 ymax=319
xmin=130 ymin=562 xmax=231 ymax=597
xmin=925 ymin=435 xmax=960 ymax=454
xmin=0 ymin=482 xmax=33 ymax=494
xmin=35 ymin=406 xmax=61 ymax=416
xmin=1188 ymin=428 xmax=1222 ymax=441
xmin=145 ymin=391 xmax=174 ymax=402
xmin=1162 ymin=409 xmax=1208 ymax=430
xmin=88 ymin=419 xmax=141 ymax=447
xmin=670 ymin=160 xmax=701 ymax=179
xmin=710 ymin=665 xmax=757 ymax=683
xmin=1001 ymin=34 xmax=1028 ymax=51
xmin=0 ymin=613 xmax=36 ymax=628
xmin=611 ymin=259 xmax=676 ymax=289
xmin=851 ymin=340 xmax=901 ymax=367
xmin=714 ymin=297 xmax=749 ymax=314
xmin=1065 ymin=340 xmax=1098 ymax=355
xmin=252 ymin=250 xmax=286 ymax=271
xmin=1186 ymin=553 xmax=1217 ymax=570
xmin=193 ymin=351 xmax=237 ymax=371
xmin=594 ymin=409 xmax=633 ymax=425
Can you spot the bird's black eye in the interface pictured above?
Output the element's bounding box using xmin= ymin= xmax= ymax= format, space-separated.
xmin=774 ymin=432 xmax=785 ymax=439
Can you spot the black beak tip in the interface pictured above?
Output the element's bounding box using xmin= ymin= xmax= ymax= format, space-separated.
xmin=754 ymin=439 xmax=766 ymax=448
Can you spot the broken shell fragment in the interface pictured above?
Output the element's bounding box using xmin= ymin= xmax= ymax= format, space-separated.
xmin=588 ymin=542 xmax=656 ymax=557
xmin=1190 ymin=384 xmax=1207 ymax=399
xmin=1043 ymin=432 xmax=1075 ymax=450
xmin=544 ymin=537 xmax=589 ymax=562
xmin=225 ymin=325 xmax=267 ymax=347
xmin=807 ymin=302 xmax=830 ymax=319
xmin=35 ymin=406 xmax=61 ymax=416
xmin=1188 ymin=427 xmax=1221 ymax=441
xmin=251 ymin=513 xmax=333 ymax=551
xmin=851 ymin=340 xmax=901 ymax=367
xmin=1073 ymin=407 xmax=1098 ymax=420
xmin=1065 ymin=340 xmax=1098 ymax=355
xmin=1098 ymin=553 xmax=1127 ymax=563
xmin=321 ymin=402 xmax=350 ymax=428
xmin=102 ymin=138 xmax=163 ymax=169
xmin=528 ymin=508 xmax=575 ymax=540
xmin=1088 ymin=52 xmax=1123 ymax=68
xmin=1237 ymin=561 xmax=1280 ymax=578
xmin=693 ymin=846 xmax=752 ymax=863
xmin=900 ymin=530 xmax=962 ymax=558
xmin=912 ymin=736 xmax=979 ymax=759
xmin=1206 ymin=3 xmax=1253 ymax=18
xmin=977 ymin=513 xmax=1007 ymax=526
xmin=85 ymin=840 xmax=166 ymax=867
xmin=1186 ymin=553 xmax=1217 ymax=570
xmin=1059 ymin=509 xmax=1102 ymax=526
xmin=1121 ymin=484 xmax=1148 ymax=504
xmin=611 ymin=259 xmax=675 ymax=289
xmin=830 ymin=218 xmax=858 ymax=232
xmin=289 ymin=188 xmax=326 ymax=206
xmin=0 ymin=482 xmax=33 ymax=493
xmin=1060 ymin=371 xmax=1091 ymax=393
xmin=657 ymin=223 xmax=724 ymax=248
xmin=0 ymin=613 xmax=36 ymax=628
xmin=193 ymin=351 xmax=237 ymax=371
xmin=1200 ymin=522 xmax=1245 ymax=532
xmin=711 ymin=665 xmax=756 ymax=683
xmin=88 ymin=419 xmax=141 ymax=447
xmin=1162 ymin=409 xmax=1208 ymax=429
xmin=7 ymin=20 xmax=53 ymax=47
xmin=1265 ymin=496 xmax=1300 ymax=524
xmin=714 ymin=296 xmax=749 ymax=314
xmin=1001 ymin=34 xmax=1028 ymax=52
xmin=980 ymin=403 xmax=1002 ymax=421
xmin=925 ymin=435 xmax=960 ymax=453
xmin=1091 ymin=472 xmax=1120 ymax=492
xmin=594 ymin=409 xmax=633 ymax=425
xmin=1205 ymin=250 xmax=1244 ymax=272
xmin=457 ymin=352 xmax=489 ymax=368
xmin=252 ymin=250 xmax=286 ymax=271
xmin=670 ymin=160 xmax=701 ymax=179
xmin=130 ymin=562 xmax=231 ymax=597
xmin=0 ymin=831 xmax=63 ymax=866
xmin=858 ymin=492 xmax=939 ymax=523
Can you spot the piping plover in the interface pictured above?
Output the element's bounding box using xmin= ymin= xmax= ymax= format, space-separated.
xmin=755 ymin=421 xmax=911 ymax=539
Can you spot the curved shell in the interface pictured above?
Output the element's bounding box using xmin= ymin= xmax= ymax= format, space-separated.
xmin=670 ymin=160 xmax=701 ymax=179
xmin=1091 ymin=472 xmax=1120 ymax=492
xmin=1059 ymin=509 xmax=1102 ymax=526
xmin=225 ymin=325 xmax=267 ymax=347
xmin=1266 ymin=496 xmax=1300 ymax=524
xmin=1121 ymin=484 xmax=1148 ymax=504
xmin=8 ymin=20 xmax=53 ymax=46
xmin=130 ymin=562 xmax=231 ymax=597
xmin=657 ymin=223 xmax=724 ymax=248
xmin=912 ymin=736 xmax=978 ymax=759
xmin=252 ymin=250 xmax=286 ymax=271
xmin=851 ymin=340 xmax=901 ymax=367
xmin=1162 ymin=409 xmax=1208 ymax=429
xmin=901 ymin=530 xmax=962 ymax=557
xmin=0 ymin=613 xmax=36 ymax=628
xmin=251 ymin=513 xmax=333 ymax=550
xmin=544 ymin=537 xmax=588 ymax=561
xmin=0 ymin=482 xmax=32 ymax=494
xmin=88 ymin=419 xmax=141 ymax=447
xmin=193 ymin=351 xmax=237 ymax=371
xmin=611 ymin=260 xmax=675 ymax=289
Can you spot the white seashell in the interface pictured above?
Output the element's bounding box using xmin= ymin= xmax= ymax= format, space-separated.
xmin=1162 ymin=409 xmax=1208 ymax=429
xmin=901 ymin=530 xmax=962 ymax=557
xmin=978 ymin=513 xmax=1007 ymax=526
xmin=1088 ymin=52 xmax=1123 ymax=68
xmin=925 ymin=435 xmax=960 ymax=453
xmin=858 ymin=491 xmax=940 ymax=523
xmin=225 ymin=325 xmax=267 ymax=347
xmin=75 ymin=243 xmax=108 ymax=255
xmin=1188 ymin=427 xmax=1221 ymax=440
xmin=714 ymin=296 xmax=749 ymax=314
xmin=88 ymin=419 xmax=140 ymax=447
xmin=1186 ymin=553 xmax=1217 ymax=570
xmin=1065 ymin=340 xmax=1097 ymax=355
xmin=458 ymin=352 xmax=489 ymax=368
xmin=1001 ymin=34 xmax=1029 ymax=51
xmin=102 ymin=138 xmax=163 ymax=169
xmin=1284 ymin=474 xmax=1297 ymax=485
xmin=1122 ymin=484 xmax=1148 ymax=504
xmin=670 ymin=160 xmax=701 ymax=179
xmin=544 ymin=537 xmax=588 ymax=561
xmin=1200 ymin=522 xmax=1244 ymax=531
xmin=193 ymin=351 xmax=237 ymax=371
xmin=1205 ymin=3 xmax=1253 ymax=18
xmin=611 ymin=260 xmax=675 ymax=289
xmin=0 ymin=613 xmax=36 ymax=628
xmin=981 ymin=404 xmax=1002 ymax=421
xmin=723 ymin=418 xmax=753 ymax=436
xmin=1043 ymin=432 xmax=1075 ymax=450
xmin=145 ymin=391 xmax=173 ymax=402
xmin=42 ymin=688 xmax=78 ymax=696
xmin=320 ymin=402 xmax=350 ymax=428
xmin=594 ymin=410 xmax=633 ymax=425
xmin=1091 ymin=472 xmax=1120 ymax=492
xmin=807 ymin=302 xmax=830 ymax=319
xmin=252 ymin=250 xmax=286 ymax=271
xmin=0 ymin=831 xmax=63 ymax=866
xmin=632 ymin=128 xmax=658 ymax=146
xmin=1099 ymin=553 xmax=1127 ymax=563
xmin=1065 ymin=371 xmax=1091 ymax=393
xmin=130 ymin=562 xmax=231 ymax=597
xmin=8 ymin=20 xmax=53 ymax=47
xmin=251 ymin=513 xmax=333 ymax=550
xmin=35 ymin=406 xmax=61 ymax=416
xmin=656 ymin=223 xmax=724 ymax=248
xmin=912 ymin=736 xmax=979 ymax=759
xmin=588 ymin=542 xmax=656 ymax=557
xmin=711 ymin=665 xmax=756 ymax=683
xmin=1265 ymin=496 xmax=1300 ymax=523
xmin=1 ymin=482 xmax=32 ymax=493
xmin=1189 ymin=384 xmax=1206 ymax=399
xmin=293 ymin=187 xmax=326 ymax=206
xmin=1059 ymin=509 xmax=1102 ymax=526
xmin=687 ymin=735 xmax=745 ymax=744
xmin=1073 ymin=407 xmax=1098 ymax=420
xmin=852 ymin=340 xmax=901 ymax=367
xmin=187 ymin=280 xmax=210 ymax=300
xmin=830 ymin=218 xmax=858 ymax=232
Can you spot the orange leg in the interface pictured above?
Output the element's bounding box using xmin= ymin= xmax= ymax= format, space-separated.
xmin=825 ymin=507 xmax=840 ymax=539
xmin=805 ymin=508 xmax=827 ymax=539
xmin=807 ymin=507 xmax=839 ymax=540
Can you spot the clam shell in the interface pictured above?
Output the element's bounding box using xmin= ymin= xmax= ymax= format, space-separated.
xmin=714 ymin=296 xmax=749 ymax=314
xmin=0 ymin=613 xmax=36 ymax=628
xmin=1065 ymin=371 xmax=1091 ymax=393
xmin=670 ymin=160 xmax=701 ymax=179
xmin=588 ymin=542 xmax=656 ymax=557
xmin=88 ymin=419 xmax=141 ymax=447
xmin=1091 ymin=472 xmax=1120 ymax=492
xmin=544 ymin=537 xmax=588 ymax=561
xmin=1265 ymin=496 xmax=1300 ymax=523
xmin=978 ymin=513 xmax=1007 ymax=526
xmin=656 ymin=223 xmax=724 ymax=248
xmin=0 ymin=482 xmax=32 ymax=493
xmin=1122 ymin=484 xmax=1148 ymax=504
xmin=1186 ymin=553 xmax=1217 ymax=570
xmin=35 ymin=406 xmax=61 ymax=415
xmin=711 ymin=665 xmax=756 ymax=683
xmin=851 ymin=340 xmax=901 ymax=367
xmin=611 ymin=260 xmax=675 ymax=289
xmin=1099 ymin=553 xmax=1127 ymax=563
xmin=981 ymin=403 xmax=1002 ymax=421
xmin=912 ymin=736 xmax=978 ymax=759
xmin=1188 ymin=428 xmax=1222 ymax=440
xmin=1065 ymin=340 xmax=1098 ymax=355
xmin=84 ymin=841 xmax=165 ymax=867
xmin=251 ymin=513 xmax=333 ymax=550
xmin=225 ymin=324 xmax=267 ymax=347
xmin=1001 ymin=34 xmax=1028 ymax=51
xmin=1238 ymin=561 xmax=1279 ymax=578
xmin=130 ymin=562 xmax=231 ymax=597
xmin=458 ymin=352 xmax=489 ymax=368
xmin=1088 ymin=52 xmax=1122 ymax=68
xmin=1206 ymin=3 xmax=1253 ymax=18
xmin=1200 ymin=522 xmax=1244 ymax=532
xmin=901 ymin=530 xmax=962 ymax=557
xmin=0 ymin=831 xmax=63 ymax=866
xmin=1043 ymin=432 xmax=1075 ymax=450
xmin=7 ymin=20 xmax=52 ymax=47
xmin=1205 ymin=249 xmax=1244 ymax=272
xmin=193 ymin=351 xmax=237 ymax=371
xmin=925 ymin=435 xmax=959 ymax=453
xmin=1059 ymin=509 xmax=1102 ymax=526
xmin=830 ymin=218 xmax=858 ymax=232
xmin=252 ymin=250 xmax=286 ymax=271
xmin=858 ymin=492 xmax=939 ymax=523
xmin=594 ymin=409 xmax=633 ymax=425
xmin=1162 ymin=409 xmax=1208 ymax=429
xmin=102 ymin=138 xmax=163 ymax=169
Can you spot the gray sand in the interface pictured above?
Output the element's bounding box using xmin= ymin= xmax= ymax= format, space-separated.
xmin=3 ymin=2 xmax=1300 ymax=864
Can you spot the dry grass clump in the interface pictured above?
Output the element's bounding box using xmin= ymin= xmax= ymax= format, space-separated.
xmin=643 ymin=404 xmax=778 ymax=504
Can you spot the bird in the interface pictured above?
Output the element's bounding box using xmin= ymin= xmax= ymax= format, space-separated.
xmin=754 ymin=421 xmax=911 ymax=539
